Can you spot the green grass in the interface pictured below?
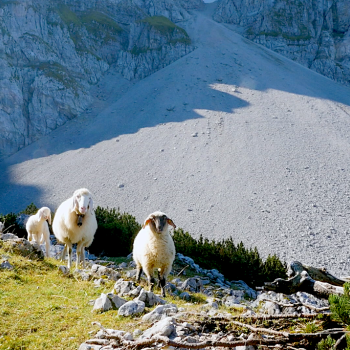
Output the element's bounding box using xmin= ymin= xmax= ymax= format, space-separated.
xmin=141 ymin=16 xmax=190 ymax=39
xmin=0 ymin=249 xmax=144 ymax=350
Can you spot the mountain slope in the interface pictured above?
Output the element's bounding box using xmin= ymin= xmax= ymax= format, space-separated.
xmin=1 ymin=3 xmax=350 ymax=276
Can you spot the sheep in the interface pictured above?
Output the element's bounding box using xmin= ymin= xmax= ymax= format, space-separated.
xmin=133 ymin=211 xmax=176 ymax=297
xmin=52 ymin=188 xmax=97 ymax=270
xmin=25 ymin=207 xmax=52 ymax=257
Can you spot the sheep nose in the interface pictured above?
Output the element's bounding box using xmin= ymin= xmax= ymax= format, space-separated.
xmin=80 ymin=207 xmax=87 ymax=214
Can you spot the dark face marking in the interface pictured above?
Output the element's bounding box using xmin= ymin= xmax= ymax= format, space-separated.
xmin=152 ymin=215 xmax=168 ymax=233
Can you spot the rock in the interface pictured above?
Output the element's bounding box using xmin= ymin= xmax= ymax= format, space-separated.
xmin=106 ymin=293 xmax=127 ymax=309
xmin=96 ymin=329 xmax=125 ymax=339
xmin=2 ymin=238 xmax=44 ymax=260
xmin=118 ymin=300 xmax=145 ymax=317
xmin=230 ymin=280 xmax=257 ymax=299
xmin=0 ymin=260 xmax=13 ymax=270
xmin=180 ymin=277 xmax=203 ymax=292
xmin=213 ymin=0 xmax=350 ymax=87
xmin=0 ymin=0 xmax=201 ymax=159
xmin=93 ymin=293 xmax=113 ymax=313
xmin=78 ymin=344 xmax=102 ymax=350
xmin=91 ymin=264 xmax=120 ymax=281
xmin=140 ymin=317 xmax=176 ymax=339
xmin=74 ymin=269 xmax=92 ymax=281
xmin=58 ymin=265 xmax=69 ymax=275
xmin=179 ymin=292 xmax=191 ymax=300
xmin=136 ymin=288 xmax=166 ymax=307
xmin=222 ymin=290 xmax=245 ymax=307
xmin=142 ymin=304 xmax=178 ymax=323
xmin=0 ymin=233 xmax=19 ymax=241
xmin=113 ymin=279 xmax=136 ymax=296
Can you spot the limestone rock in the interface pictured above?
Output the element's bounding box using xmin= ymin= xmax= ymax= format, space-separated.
xmin=213 ymin=0 xmax=350 ymax=87
xmin=118 ymin=300 xmax=145 ymax=316
xmin=142 ymin=304 xmax=178 ymax=322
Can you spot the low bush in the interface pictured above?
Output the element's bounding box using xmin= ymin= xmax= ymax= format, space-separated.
xmin=173 ymin=229 xmax=287 ymax=287
xmin=89 ymin=206 xmax=141 ymax=257
xmin=1 ymin=205 xmax=287 ymax=286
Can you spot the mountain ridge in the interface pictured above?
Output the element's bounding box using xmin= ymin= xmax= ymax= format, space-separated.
xmin=1 ymin=3 xmax=350 ymax=276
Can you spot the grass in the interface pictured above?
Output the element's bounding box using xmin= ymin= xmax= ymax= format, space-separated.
xmin=0 ymin=248 xmax=140 ymax=350
xmin=0 ymin=246 xmax=212 ymax=350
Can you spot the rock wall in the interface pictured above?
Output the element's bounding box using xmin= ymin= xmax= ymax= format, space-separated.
xmin=0 ymin=0 xmax=202 ymax=159
xmin=213 ymin=0 xmax=350 ymax=87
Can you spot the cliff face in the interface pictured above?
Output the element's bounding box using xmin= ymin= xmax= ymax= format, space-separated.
xmin=213 ymin=0 xmax=350 ymax=87
xmin=0 ymin=0 xmax=202 ymax=159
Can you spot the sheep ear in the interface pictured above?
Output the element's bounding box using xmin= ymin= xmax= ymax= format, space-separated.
xmin=142 ymin=219 xmax=152 ymax=229
xmin=48 ymin=213 xmax=52 ymax=225
xmin=89 ymin=198 xmax=94 ymax=215
xmin=38 ymin=209 xmax=44 ymax=220
xmin=167 ymin=218 xmax=176 ymax=229
xmin=71 ymin=196 xmax=78 ymax=213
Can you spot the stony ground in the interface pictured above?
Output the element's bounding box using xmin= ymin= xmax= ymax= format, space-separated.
xmin=1 ymin=3 xmax=350 ymax=277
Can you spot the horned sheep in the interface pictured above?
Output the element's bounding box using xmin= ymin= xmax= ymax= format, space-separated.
xmin=52 ymin=188 xmax=97 ymax=269
xmin=133 ymin=211 xmax=176 ymax=297
xmin=26 ymin=207 xmax=52 ymax=257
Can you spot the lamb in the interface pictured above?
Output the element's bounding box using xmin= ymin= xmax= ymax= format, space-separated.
xmin=26 ymin=207 xmax=52 ymax=257
xmin=133 ymin=211 xmax=176 ymax=297
xmin=52 ymin=188 xmax=97 ymax=269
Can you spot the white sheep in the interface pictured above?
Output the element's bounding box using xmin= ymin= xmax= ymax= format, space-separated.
xmin=133 ymin=211 xmax=176 ymax=297
xmin=26 ymin=207 xmax=52 ymax=257
xmin=52 ymin=188 xmax=97 ymax=269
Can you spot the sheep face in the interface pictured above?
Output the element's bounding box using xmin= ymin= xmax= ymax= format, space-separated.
xmin=38 ymin=207 xmax=51 ymax=225
xmin=71 ymin=189 xmax=94 ymax=215
xmin=143 ymin=211 xmax=176 ymax=234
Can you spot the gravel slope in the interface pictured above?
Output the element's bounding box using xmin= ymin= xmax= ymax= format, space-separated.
xmin=1 ymin=3 xmax=350 ymax=276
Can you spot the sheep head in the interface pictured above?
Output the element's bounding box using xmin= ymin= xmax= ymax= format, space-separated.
xmin=71 ymin=188 xmax=94 ymax=215
xmin=38 ymin=207 xmax=52 ymax=225
xmin=143 ymin=211 xmax=176 ymax=234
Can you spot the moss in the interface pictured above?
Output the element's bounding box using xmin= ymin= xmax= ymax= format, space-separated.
xmin=141 ymin=15 xmax=190 ymax=38
xmin=31 ymin=62 xmax=82 ymax=96
xmin=80 ymin=11 xmax=122 ymax=33
xmin=56 ymin=4 xmax=81 ymax=27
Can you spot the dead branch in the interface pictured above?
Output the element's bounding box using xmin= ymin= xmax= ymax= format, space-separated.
xmin=177 ymin=264 xmax=189 ymax=276
xmin=261 ymin=298 xmax=330 ymax=312
xmin=288 ymin=261 xmax=345 ymax=286
xmin=264 ymin=270 xmax=344 ymax=298
xmin=229 ymin=320 xmax=290 ymax=337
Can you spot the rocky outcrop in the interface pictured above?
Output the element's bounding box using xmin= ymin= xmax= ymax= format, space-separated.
xmin=213 ymin=0 xmax=350 ymax=86
xmin=0 ymin=0 xmax=201 ymax=159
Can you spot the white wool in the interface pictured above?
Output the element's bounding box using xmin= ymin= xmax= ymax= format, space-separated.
xmin=26 ymin=207 xmax=52 ymax=257
xmin=52 ymin=188 xmax=97 ymax=269
xmin=133 ymin=211 xmax=176 ymax=297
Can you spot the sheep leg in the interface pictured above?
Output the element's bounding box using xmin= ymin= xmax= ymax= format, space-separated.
xmin=76 ymin=242 xmax=84 ymax=269
xmin=148 ymin=276 xmax=156 ymax=292
xmin=42 ymin=228 xmax=50 ymax=258
xmin=136 ymin=265 xmax=143 ymax=282
xmin=80 ymin=245 xmax=85 ymax=269
xmin=66 ymin=243 xmax=73 ymax=269
xmin=60 ymin=245 xmax=67 ymax=261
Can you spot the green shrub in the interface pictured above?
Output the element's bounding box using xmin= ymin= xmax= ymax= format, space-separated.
xmin=173 ymin=229 xmax=287 ymax=287
xmin=329 ymin=283 xmax=350 ymax=325
xmin=0 ymin=203 xmax=38 ymax=238
xmin=89 ymin=206 xmax=141 ymax=257
xmin=316 ymin=335 xmax=336 ymax=350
